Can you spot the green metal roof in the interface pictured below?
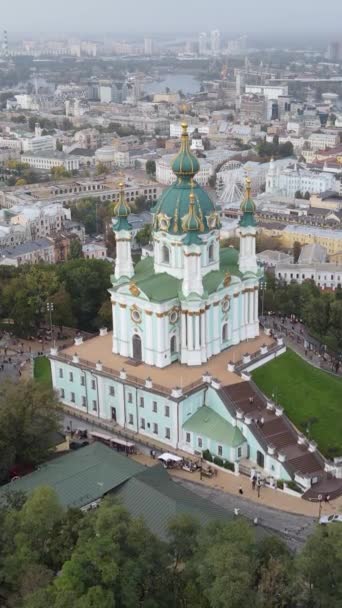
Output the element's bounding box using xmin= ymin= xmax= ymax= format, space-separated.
xmin=112 ymin=248 xmax=241 ymax=302
xmin=183 ymin=406 xmax=245 ymax=448
xmin=0 ymin=443 xmax=144 ymax=509
xmin=112 ymin=464 xmax=231 ymax=540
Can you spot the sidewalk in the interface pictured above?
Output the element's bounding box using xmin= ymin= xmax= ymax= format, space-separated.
xmin=132 ymin=452 xmax=342 ymax=518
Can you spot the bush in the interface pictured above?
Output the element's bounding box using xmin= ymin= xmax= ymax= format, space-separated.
xmin=277 ymin=480 xmax=284 ymax=490
xmin=223 ymin=460 xmax=235 ymax=471
xmin=202 ymin=449 xmax=212 ymax=462
xmin=213 ymin=456 xmax=224 ymax=467
xmin=286 ymin=480 xmax=303 ymax=493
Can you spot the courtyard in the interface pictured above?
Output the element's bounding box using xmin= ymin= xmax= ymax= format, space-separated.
xmin=252 ymin=349 xmax=342 ymax=458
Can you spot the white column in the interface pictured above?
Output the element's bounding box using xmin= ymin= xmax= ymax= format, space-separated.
xmin=188 ymin=314 xmax=194 ymax=351
xmin=233 ymin=295 xmax=240 ymax=344
xmin=181 ymin=312 xmax=188 ymax=364
xmin=119 ymin=305 xmax=129 ymax=356
xmin=201 ymin=311 xmax=207 ymax=362
xmin=249 ymin=291 xmax=254 ymax=324
xmin=254 ymin=289 xmax=259 ymax=323
xmin=156 ymin=316 xmax=163 ymax=365
xmin=145 ymin=313 xmax=154 ymax=365
xmin=194 ymin=314 xmax=200 ymax=350
xmin=112 ymin=303 xmax=118 ymax=352
xmin=212 ymin=303 xmax=220 ymax=355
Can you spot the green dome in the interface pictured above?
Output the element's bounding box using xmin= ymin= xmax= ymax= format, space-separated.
xmin=171 ymin=122 xmax=200 ymax=177
xmin=152 ymin=123 xmax=220 ymax=236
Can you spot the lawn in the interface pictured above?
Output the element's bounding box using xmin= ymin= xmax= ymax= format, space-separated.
xmin=252 ymin=349 xmax=342 ymax=458
xmin=33 ymin=356 xmax=52 ymax=388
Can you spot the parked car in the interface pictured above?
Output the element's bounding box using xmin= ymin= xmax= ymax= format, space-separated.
xmin=319 ymin=514 xmax=342 ymax=525
xmin=69 ymin=440 xmax=89 ymax=450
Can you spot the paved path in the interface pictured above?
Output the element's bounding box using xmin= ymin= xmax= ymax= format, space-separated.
xmin=174 ymin=477 xmax=316 ymax=551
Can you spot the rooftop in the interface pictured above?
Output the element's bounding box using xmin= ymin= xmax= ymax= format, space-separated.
xmin=0 ymin=238 xmax=53 ymax=258
xmin=183 ymin=405 xmax=245 ymax=447
xmin=58 ymin=331 xmax=274 ymax=393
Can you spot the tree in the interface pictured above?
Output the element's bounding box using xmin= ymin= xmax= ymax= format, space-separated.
xmin=278 ymin=141 xmax=294 ymax=157
xmin=95 ymin=162 xmax=109 ymax=176
xmin=135 ymin=223 xmax=152 ymax=247
xmin=146 ymin=159 xmax=156 ymax=176
xmin=51 ymin=166 xmax=71 ymax=179
xmin=0 ymin=380 xmax=62 ymax=481
xmin=295 ymin=190 xmax=303 ymax=199
xmin=293 ymin=240 xmax=302 ymax=263
xmin=68 ymin=237 xmax=83 ymax=260
xmin=304 ymin=190 xmax=310 ymax=200
xmin=96 ymin=299 xmax=112 ymax=330
xmin=15 ymin=177 xmax=27 ymax=186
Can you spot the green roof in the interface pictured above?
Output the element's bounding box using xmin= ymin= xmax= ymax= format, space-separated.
xmin=113 ymin=248 xmax=241 ymax=302
xmin=183 ymin=406 xmax=245 ymax=447
xmin=171 ymin=123 xmax=200 ymax=178
xmin=0 ymin=443 xmax=144 ymax=509
xmin=112 ymin=464 xmax=231 ymax=540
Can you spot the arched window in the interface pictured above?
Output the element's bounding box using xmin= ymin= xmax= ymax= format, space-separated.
xmin=161 ymin=245 xmax=170 ymax=264
xmin=222 ymin=323 xmax=228 ymax=342
xmin=208 ymin=242 xmax=214 ymax=262
xmin=170 ymin=335 xmax=176 ymax=354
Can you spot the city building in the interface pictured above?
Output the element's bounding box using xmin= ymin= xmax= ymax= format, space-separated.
xmin=240 ymin=94 xmax=266 ymax=122
xmin=275 ymin=260 xmax=342 ymax=291
xmin=144 ymin=38 xmax=153 ymax=55
xmin=0 ymin=237 xmax=55 ymax=266
xmin=198 ymin=32 xmax=208 ymax=55
xmin=82 ymin=241 xmax=108 ymax=259
xmin=266 ymin=159 xmax=337 ymax=198
xmin=281 ymin=225 xmax=342 ymax=256
xmin=210 ymin=30 xmax=220 ymax=54
xmin=21 ymin=152 xmax=80 ymax=172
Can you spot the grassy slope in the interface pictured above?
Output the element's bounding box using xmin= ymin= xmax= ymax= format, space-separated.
xmin=33 ymin=356 xmax=52 ymax=388
xmin=252 ymin=349 xmax=342 ymax=457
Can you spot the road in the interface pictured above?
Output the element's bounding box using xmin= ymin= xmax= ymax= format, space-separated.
xmin=175 ymin=477 xmax=316 ymax=551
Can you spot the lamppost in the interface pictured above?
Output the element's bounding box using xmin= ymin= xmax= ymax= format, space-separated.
xmin=318 ymin=494 xmax=323 ymax=521
xmin=46 ymin=302 xmax=54 ymax=347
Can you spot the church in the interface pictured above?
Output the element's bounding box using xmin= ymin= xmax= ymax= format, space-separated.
xmin=111 ymin=122 xmax=260 ymax=368
xmin=50 ymin=124 xmax=322 ymax=488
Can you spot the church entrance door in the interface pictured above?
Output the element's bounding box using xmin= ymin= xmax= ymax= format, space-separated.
xmin=132 ymin=334 xmax=142 ymax=361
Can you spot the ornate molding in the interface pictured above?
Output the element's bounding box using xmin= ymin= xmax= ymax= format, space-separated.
xmin=129 ymin=282 xmax=140 ymax=297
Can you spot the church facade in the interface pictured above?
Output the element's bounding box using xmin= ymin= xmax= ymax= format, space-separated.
xmin=111 ymin=123 xmax=260 ymax=368
xmin=49 ymin=124 xmax=313 ymax=486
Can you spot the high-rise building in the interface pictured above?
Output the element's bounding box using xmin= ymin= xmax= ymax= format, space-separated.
xmin=326 ymin=41 xmax=341 ymax=62
xmin=144 ymin=38 xmax=153 ymax=55
xmin=210 ymin=29 xmax=220 ymax=54
xmin=198 ymin=32 xmax=207 ymax=55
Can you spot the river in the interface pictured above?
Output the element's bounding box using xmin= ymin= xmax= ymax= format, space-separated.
xmin=144 ymin=73 xmax=201 ymax=96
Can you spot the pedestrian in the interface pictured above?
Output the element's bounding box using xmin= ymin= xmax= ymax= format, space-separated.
xmin=257 ymin=479 xmax=261 ymax=498
xmin=325 ymin=495 xmax=330 ymax=504
xmin=252 ymin=475 xmax=257 ymax=490
xmin=234 ymin=507 xmax=240 ymax=516
xmin=238 ymin=486 xmax=243 ymax=495
xmin=253 ymin=517 xmax=258 ymax=526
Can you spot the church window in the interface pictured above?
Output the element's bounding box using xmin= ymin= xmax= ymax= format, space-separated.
xmin=109 ymin=386 xmax=115 ymax=396
xmin=140 ymin=418 xmax=145 ymax=429
xmin=70 ymin=392 xmax=75 ymax=403
xmin=165 ymin=427 xmax=171 ymax=439
xmin=161 ymin=245 xmax=170 ymax=264
xmin=128 ymin=392 xmax=133 ymax=403
xmin=59 ymin=368 xmax=63 ymax=378
xmin=128 ymin=414 xmax=134 ymax=425
xmin=169 ymin=310 xmax=179 ymax=324
xmin=198 ymin=437 xmax=203 ymax=448
xmin=222 ymin=323 xmax=228 ymax=342
xmin=170 ymin=335 xmax=177 ymax=354
xmin=92 ymin=400 xmax=97 ymax=411
xmin=131 ymin=308 xmax=142 ymax=323
xmin=60 ymin=388 xmax=65 ymax=399
xmin=186 ymin=432 xmax=191 ymax=443
xmin=238 ymin=447 xmax=242 ymax=458
xmin=153 ymin=401 xmax=158 ymax=413
xmin=222 ymin=297 xmax=230 ymax=313
xmin=208 ymin=242 xmax=214 ymax=262
xmin=218 ymin=445 xmax=223 ymax=456
xmin=91 ymin=379 xmax=96 ymax=389
xmin=140 ymin=397 xmax=144 ymax=408
xmin=82 ymin=396 xmax=86 ymax=407
xmin=165 ymin=405 xmax=170 ymax=417
xmin=81 ymin=376 xmax=85 ymax=386
xmin=69 ymin=372 xmax=73 ymax=382
xmin=153 ymin=423 xmax=158 ymax=434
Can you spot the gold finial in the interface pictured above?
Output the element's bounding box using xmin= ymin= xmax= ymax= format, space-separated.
xmin=245 ymin=176 xmax=252 ymax=199
xmin=181 ymin=122 xmax=188 ymax=135
xmin=118 ymin=181 xmax=124 ymax=189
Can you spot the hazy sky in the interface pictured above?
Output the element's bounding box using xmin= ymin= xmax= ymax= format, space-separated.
xmin=6 ymin=0 xmax=342 ymax=39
